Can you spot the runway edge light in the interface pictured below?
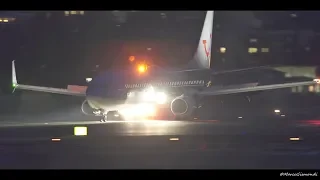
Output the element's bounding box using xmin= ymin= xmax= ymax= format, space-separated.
xmin=51 ymin=138 xmax=61 ymax=142
xmin=290 ymin=137 xmax=301 ymax=141
xmin=170 ymin=137 xmax=179 ymax=141
xmin=74 ymin=126 xmax=88 ymax=136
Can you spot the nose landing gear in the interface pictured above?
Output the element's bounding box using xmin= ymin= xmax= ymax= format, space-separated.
xmin=100 ymin=115 xmax=107 ymax=122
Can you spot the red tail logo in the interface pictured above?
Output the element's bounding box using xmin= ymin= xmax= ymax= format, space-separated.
xmin=202 ymin=33 xmax=212 ymax=61
xmin=202 ymin=40 xmax=210 ymax=58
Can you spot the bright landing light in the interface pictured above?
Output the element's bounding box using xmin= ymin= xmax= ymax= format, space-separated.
xmin=120 ymin=104 xmax=156 ymax=119
xmin=155 ymin=92 xmax=167 ymax=104
xmin=142 ymin=86 xmax=167 ymax=104
xmin=142 ymin=87 xmax=155 ymax=101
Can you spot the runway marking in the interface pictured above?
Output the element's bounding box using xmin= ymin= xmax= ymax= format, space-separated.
xmin=0 ymin=120 xmax=184 ymax=128
xmin=0 ymin=119 xmax=255 ymax=129
xmin=0 ymin=121 xmax=101 ymax=128
xmin=193 ymin=120 xmax=219 ymax=123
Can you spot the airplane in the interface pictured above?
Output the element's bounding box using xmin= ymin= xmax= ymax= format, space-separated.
xmin=11 ymin=11 xmax=319 ymax=121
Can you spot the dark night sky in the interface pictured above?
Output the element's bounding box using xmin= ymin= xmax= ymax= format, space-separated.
xmin=1 ymin=11 xmax=320 ymax=92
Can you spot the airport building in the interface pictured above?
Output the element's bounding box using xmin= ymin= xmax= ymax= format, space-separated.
xmin=214 ymin=11 xmax=320 ymax=95
xmin=215 ymin=30 xmax=316 ymax=65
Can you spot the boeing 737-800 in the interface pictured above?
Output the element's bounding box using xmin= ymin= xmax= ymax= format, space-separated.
xmin=11 ymin=11 xmax=318 ymax=121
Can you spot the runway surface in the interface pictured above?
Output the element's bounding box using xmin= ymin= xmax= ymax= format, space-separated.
xmin=1 ymin=93 xmax=320 ymax=169
xmin=1 ymin=114 xmax=320 ymax=169
xmin=1 ymin=115 xmax=320 ymax=137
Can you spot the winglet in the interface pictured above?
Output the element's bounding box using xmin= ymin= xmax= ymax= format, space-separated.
xmin=12 ymin=60 xmax=18 ymax=93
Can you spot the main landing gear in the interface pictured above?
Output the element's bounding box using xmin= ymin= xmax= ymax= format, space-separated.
xmin=100 ymin=111 xmax=123 ymax=122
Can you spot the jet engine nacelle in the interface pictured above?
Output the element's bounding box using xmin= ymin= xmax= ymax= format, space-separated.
xmin=170 ymin=95 xmax=196 ymax=119
xmin=81 ymin=100 xmax=96 ymax=116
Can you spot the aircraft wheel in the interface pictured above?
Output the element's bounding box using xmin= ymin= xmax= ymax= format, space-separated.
xmin=100 ymin=115 xmax=107 ymax=122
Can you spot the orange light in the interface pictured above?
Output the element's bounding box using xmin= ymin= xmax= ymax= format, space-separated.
xmin=138 ymin=64 xmax=147 ymax=73
xmin=129 ymin=56 xmax=135 ymax=62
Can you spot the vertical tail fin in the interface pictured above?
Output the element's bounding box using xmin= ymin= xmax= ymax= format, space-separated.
xmin=12 ymin=60 xmax=18 ymax=93
xmin=12 ymin=60 xmax=17 ymax=85
xmin=187 ymin=11 xmax=214 ymax=70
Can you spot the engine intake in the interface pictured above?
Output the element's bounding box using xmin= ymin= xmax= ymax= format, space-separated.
xmin=170 ymin=95 xmax=196 ymax=117
xmin=81 ymin=100 xmax=96 ymax=116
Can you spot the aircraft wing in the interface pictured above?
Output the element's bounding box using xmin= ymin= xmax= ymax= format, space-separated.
xmin=199 ymin=81 xmax=318 ymax=96
xmin=211 ymin=65 xmax=272 ymax=75
xmin=12 ymin=61 xmax=86 ymax=96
